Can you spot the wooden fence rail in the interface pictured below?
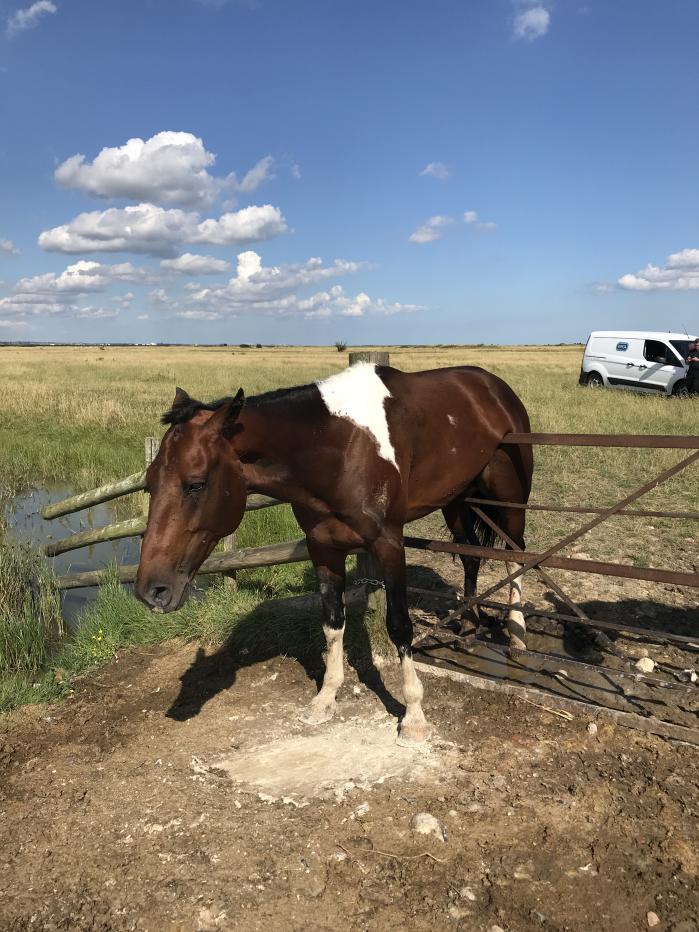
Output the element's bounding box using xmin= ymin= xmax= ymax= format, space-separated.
xmin=44 ymin=492 xmax=281 ymax=558
xmin=56 ymin=538 xmax=321 ymax=590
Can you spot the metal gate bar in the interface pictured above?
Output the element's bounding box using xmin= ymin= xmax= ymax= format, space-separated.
xmin=470 ymin=599 xmax=699 ymax=649
xmin=417 ymin=636 xmax=698 ymax=697
xmin=460 ymin=497 xmax=699 ymax=522
xmin=502 ymin=432 xmax=699 ymax=448
xmin=404 ymin=537 xmax=699 ymax=588
xmin=440 ymin=448 xmax=699 ymax=628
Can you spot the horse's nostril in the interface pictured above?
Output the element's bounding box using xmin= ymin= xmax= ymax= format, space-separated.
xmin=150 ymin=585 xmax=171 ymax=607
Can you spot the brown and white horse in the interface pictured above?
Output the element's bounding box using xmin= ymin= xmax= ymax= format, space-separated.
xmin=135 ymin=363 xmax=533 ymax=741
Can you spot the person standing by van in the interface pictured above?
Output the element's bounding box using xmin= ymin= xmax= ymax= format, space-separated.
xmin=686 ymin=339 xmax=699 ymax=395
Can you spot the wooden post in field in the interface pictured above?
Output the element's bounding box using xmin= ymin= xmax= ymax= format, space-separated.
xmin=348 ymin=351 xmax=389 ymax=613
xmin=144 ymin=436 xmax=160 ymax=468
xmin=348 ymin=350 xmax=390 ymax=367
xmin=144 ymin=438 xmax=159 ymax=523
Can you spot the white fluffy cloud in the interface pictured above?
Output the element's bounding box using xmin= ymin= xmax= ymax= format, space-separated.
xmin=1 ymin=260 xmax=149 ymax=320
xmin=13 ymin=260 xmax=150 ymax=296
xmin=0 ymin=238 xmax=20 ymax=257
xmin=160 ymin=253 xmax=231 ymax=275
xmin=420 ymin=162 xmax=450 ymax=181
xmin=408 ymin=216 xmax=453 ymax=244
xmin=6 ymin=0 xmax=56 ymax=38
xmin=513 ymin=4 xmax=550 ymax=41
xmin=0 ymin=294 xmax=73 ymax=317
xmin=54 ymin=132 xmax=275 ymax=208
xmin=151 ymin=250 xmax=422 ymax=320
xmin=618 ymin=248 xmax=699 ymax=291
xmin=38 ymin=203 xmax=287 ymax=257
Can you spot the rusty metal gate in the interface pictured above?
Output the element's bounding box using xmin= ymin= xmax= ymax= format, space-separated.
xmin=405 ymin=433 xmax=699 ymax=744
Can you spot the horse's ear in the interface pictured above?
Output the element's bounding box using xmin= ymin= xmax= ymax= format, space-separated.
xmin=172 ymin=386 xmax=192 ymax=409
xmin=205 ymin=388 xmax=245 ymax=440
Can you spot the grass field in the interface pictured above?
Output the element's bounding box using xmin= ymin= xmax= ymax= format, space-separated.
xmin=0 ymin=343 xmax=696 ymax=712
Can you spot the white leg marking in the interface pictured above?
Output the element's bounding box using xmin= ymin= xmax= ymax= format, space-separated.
xmin=398 ymin=653 xmax=429 ymax=743
xmin=506 ymin=562 xmax=526 ymax=650
xmin=301 ymin=624 xmax=345 ymax=726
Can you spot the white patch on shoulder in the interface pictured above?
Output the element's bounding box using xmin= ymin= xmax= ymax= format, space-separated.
xmin=447 ymin=414 xmax=457 ymax=427
xmin=317 ymin=363 xmax=397 ymax=468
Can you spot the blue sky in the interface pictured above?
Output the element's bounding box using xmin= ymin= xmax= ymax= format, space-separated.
xmin=0 ymin=0 xmax=698 ymax=344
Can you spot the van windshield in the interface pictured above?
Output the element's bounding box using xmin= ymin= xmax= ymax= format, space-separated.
xmin=670 ymin=340 xmax=692 ymax=361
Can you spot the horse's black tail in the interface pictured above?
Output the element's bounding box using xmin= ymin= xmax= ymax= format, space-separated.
xmin=461 ymin=495 xmax=499 ymax=551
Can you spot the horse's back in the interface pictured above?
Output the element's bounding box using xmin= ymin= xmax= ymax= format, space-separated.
xmin=379 ymin=364 xmax=530 ymax=434
xmin=376 ymin=365 xmax=531 ymax=513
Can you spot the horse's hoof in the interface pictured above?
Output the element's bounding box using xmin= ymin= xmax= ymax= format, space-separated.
xmin=507 ymin=637 xmax=527 ymax=652
xmin=397 ymin=719 xmax=430 ymax=746
xmin=299 ymin=701 xmax=336 ymax=726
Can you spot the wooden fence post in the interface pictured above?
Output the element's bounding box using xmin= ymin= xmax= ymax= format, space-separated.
xmin=144 ymin=438 xmax=159 ymax=524
xmin=222 ymin=533 xmax=237 ymax=590
xmin=144 ymin=436 xmax=159 ymax=468
xmin=347 ymin=351 xmax=389 ymax=614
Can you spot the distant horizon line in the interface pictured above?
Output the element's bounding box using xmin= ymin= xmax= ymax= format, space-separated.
xmin=0 ymin=341 xmax=586 ymax=349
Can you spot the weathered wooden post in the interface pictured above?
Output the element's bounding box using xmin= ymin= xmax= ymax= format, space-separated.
xmin=347 ymin=351 xmax=389 ymax=613
xmin=144 ymin=439 xmax=159 ymax=524
xmin=144 ymin=436 xmax=159 ymax=469
xmin=348 ymin=350 xmax=390 ymax=367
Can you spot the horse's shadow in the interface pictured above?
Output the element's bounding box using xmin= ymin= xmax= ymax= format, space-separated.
xmin=167 ymin=556 xmax=698 ymax=724
xmin=166 ymin=577 xmax=406 ymax=723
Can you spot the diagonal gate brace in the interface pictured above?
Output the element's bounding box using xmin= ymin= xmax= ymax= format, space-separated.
xmin=434 ymin=447 xmax=699 ymax=630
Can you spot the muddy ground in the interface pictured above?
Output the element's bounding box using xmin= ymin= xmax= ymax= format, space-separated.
xmin=1 ymin=641 xmax=698 ymax=930
xmin=2 ymin=539 xmax=699 ymax=932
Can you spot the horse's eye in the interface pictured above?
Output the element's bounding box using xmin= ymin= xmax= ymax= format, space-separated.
xmin=184 ymin=480 xmax=207 ymax=495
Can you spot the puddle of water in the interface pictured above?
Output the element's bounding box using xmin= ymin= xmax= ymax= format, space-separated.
xmin=3 ymin=485 xmax=142 ymax=627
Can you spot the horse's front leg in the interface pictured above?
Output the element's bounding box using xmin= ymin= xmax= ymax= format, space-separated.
xmin=299 ymin=544 xmax=347 ymax=726
xmin=371 ymin=534 xmax=428 ymax=743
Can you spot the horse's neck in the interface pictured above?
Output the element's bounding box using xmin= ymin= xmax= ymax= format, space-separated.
xmin=231 ymin=405 xmax=311 ymax=504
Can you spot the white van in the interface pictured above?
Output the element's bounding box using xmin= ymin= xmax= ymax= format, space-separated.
xmin=579 ymin=330 xmax=696 ymax=396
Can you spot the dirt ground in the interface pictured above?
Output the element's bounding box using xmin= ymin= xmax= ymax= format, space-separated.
xmin=1 ymin=606 xmax=698 ymax=932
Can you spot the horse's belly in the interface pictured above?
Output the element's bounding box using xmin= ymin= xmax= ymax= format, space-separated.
xmin=403 ymin=440 xmax=493 ymax=518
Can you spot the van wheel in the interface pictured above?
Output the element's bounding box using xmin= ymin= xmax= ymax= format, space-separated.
xmin=586 ymin=372 xmax=604 ymax=387
xmin=672 ymin=380 xmax=688 ymax=398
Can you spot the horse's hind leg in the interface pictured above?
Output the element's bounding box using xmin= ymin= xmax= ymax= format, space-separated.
xmin=504 ymin=559 xmax=527 ymax=651
xmin=479 ymin=450 xmax=531 ymax=651
xmin=442 ymin=500 xmax=481 ymax=628
xmin=300 ymin=544 xmax=347 ymax=725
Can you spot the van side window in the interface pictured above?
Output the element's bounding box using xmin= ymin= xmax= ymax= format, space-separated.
xmin=670 ymin=340 xmax=691 ymax=365
xmin=643 ymin=340 xmax=671 ymax=365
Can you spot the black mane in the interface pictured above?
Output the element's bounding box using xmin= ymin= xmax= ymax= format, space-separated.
xmin=161 ymin=397 xmax=229 ymax=426
xmin=160 ymin=382 xmax=318 ymax=426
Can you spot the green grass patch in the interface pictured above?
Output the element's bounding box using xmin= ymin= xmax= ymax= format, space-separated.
xmin=0 ymin=543 xmax=64 ymax=676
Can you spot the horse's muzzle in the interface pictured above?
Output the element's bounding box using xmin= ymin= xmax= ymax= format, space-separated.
xmin=136 ymin=576 xmax=189 ymax=613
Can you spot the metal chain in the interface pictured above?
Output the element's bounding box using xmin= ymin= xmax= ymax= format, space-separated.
xmin=354 ymin=577 xmax=385 ymax=588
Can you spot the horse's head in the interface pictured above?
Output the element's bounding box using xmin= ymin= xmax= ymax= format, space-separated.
xmin=135 ymin=387 xmax=247 ymax=613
